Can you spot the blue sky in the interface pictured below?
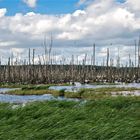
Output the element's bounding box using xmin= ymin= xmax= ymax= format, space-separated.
xmin=0 ymin=0 xmax=84 ymax=15
xmin=0 ymin=0 xmax=126 ymax=16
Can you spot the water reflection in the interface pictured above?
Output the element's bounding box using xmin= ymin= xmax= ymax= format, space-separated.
xmin=0 ymin=88 xmax=79 ymax=103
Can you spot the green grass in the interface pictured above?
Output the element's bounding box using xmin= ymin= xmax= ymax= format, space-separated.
xmin=7 ymin=89 xmax=60 ymax=95
xmin=0 ymin=96 xmax=140 ymax=140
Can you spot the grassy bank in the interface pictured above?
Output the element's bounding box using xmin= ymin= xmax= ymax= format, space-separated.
xmin=0 ymin=83 xmax=70 ymax=88
xmin=6 ymin=85 xmax=61 ymax=95
xmin=0 ymin=96 xmax=140 ymax=140
xmin=64 ymin=87 xmax=140 ymax=99
xmin=7 ymin=89 xmax=60 ymax=95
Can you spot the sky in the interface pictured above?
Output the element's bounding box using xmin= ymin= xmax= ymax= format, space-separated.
xmin=0 ymin=0 xmax=81 ymax=15
xmin=0 ymin=0 xmax=140 ymax=65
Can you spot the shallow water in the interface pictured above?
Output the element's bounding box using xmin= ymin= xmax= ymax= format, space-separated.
xmin=49 ymin=82 xmax=140 ymax=92
xmin=0 ymin=93 xmax=80 ymax=103
xmin=0 ymin=88 xmax=18 ymax=93
xmin=0 ymin=88 xmax=79 ymax=103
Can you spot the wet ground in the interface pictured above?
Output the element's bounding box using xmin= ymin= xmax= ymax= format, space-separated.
xmin=0 ymin=82 xmax=140 ymax=103
xmin=0 ymin=88 xmax=80 ymax=103
xmin=49 ymin=82 xmax=140 ymax=92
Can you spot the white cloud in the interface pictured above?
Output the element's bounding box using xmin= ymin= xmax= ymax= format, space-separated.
xmin=0 ymin=0 xmax=140 ymax=65
xmin=0 ymin=8 xmax=7 ymax=17
xmin=0 ymin=41 xmax=18 ymax=47
xmin=125 ymin=0 xmax=140 ymax=11
xmin=23 ymin=0 xmax=37 ymax=8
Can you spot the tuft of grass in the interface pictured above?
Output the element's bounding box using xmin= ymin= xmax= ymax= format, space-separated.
xmin=58 ymin=89 xmax=65 ymax=97
xmin=0 ymin=96 xmax=139 ymax=139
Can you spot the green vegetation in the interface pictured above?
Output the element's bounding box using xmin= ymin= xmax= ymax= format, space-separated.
xmin=21 ymin=85 xmax=51 ymax=90
xmin=7 ymin=89 xmax=60 ymax=95
xmin=0 ymin=96 xmax=139 ymax=140
xmin=1 ymin=84 xmax=140 ymax=139
xmin=0 ymin=82 xmax=26 ymax=88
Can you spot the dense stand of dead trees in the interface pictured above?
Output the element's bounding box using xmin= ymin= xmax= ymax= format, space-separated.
xmin=0 ymin=38 xmax=140 ymax=84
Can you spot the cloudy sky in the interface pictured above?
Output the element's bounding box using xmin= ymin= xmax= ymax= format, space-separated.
xmin=0 ymin=0 xmax=140 ymax=65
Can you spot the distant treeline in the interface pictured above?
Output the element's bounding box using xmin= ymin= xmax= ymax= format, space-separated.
xmin=0 ymin=65 xmax=140 ymax=84
xmin=0 ymin=36 xmax=140 ymax=84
